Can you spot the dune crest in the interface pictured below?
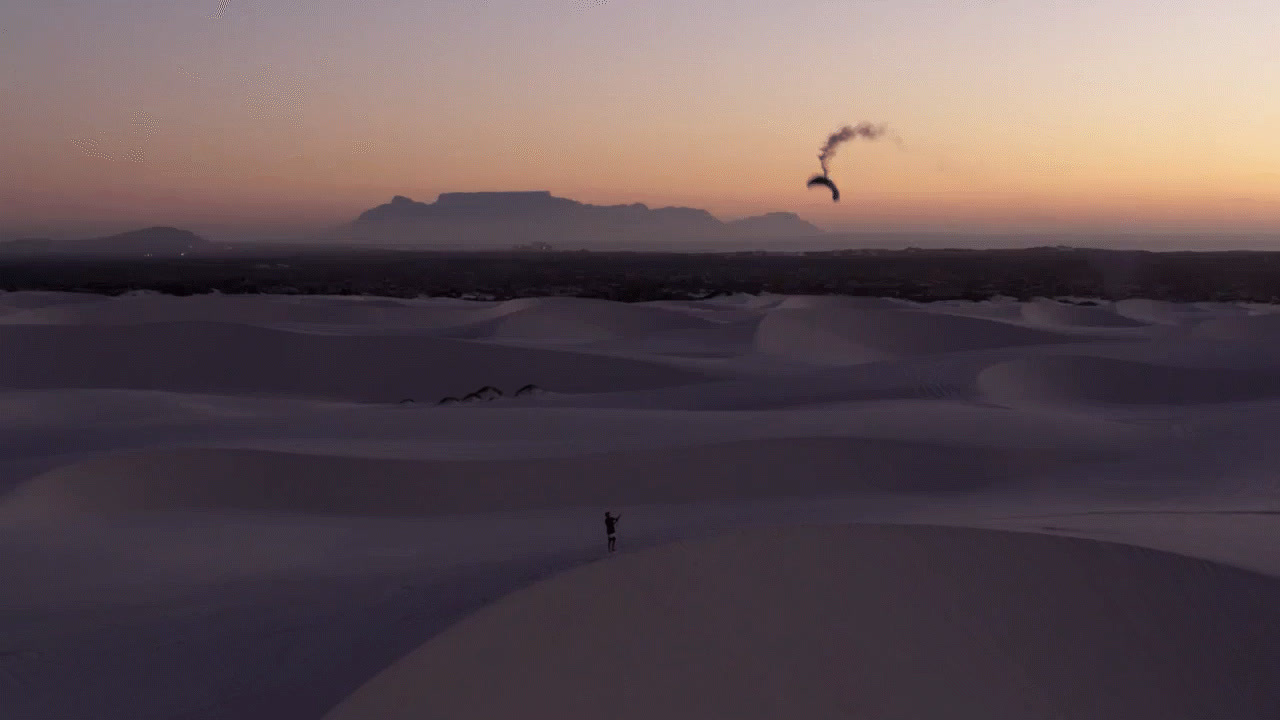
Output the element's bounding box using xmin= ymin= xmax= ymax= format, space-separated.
xmin=754 ymin=307 xmax=1073 ymax=365
xmin=325 ymin=525 xmax=1280 ymax=720
xmin=979 ymin=354 xmax=1280 ymax=407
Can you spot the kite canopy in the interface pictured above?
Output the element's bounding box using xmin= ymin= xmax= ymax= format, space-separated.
xmin=807 ymin=174 xmax=840 ymax=202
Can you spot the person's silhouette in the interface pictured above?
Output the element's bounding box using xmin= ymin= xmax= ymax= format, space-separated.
xmin=604 ymin=511 xmax=620 ymax=552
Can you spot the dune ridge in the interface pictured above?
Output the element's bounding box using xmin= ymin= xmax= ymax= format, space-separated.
xmin=0 ymin=321 xmax=711 ymax=400
xmin=753 ymin=307 xmax=1079 ymax=365
xmin=324 ymin=524 xmax=1280 ymax=720
xmin=2 ymin=438 xmax=1101 ymax=519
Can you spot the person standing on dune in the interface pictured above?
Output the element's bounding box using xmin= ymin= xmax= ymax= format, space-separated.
xmin=604 ymin=512 xmax=620 ymax=553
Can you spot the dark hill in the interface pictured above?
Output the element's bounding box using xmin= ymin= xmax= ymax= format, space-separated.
xmin=0 ymin=227 xmax=208 ymax=256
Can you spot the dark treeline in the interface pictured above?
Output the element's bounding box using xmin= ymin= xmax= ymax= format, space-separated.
xmin=5 ymin=246 xmax=1280 ymax=303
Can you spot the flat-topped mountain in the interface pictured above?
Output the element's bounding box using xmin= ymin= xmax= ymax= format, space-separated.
xmin=727 ymin=212 xmax=822 ymax=238
xmin=349 ymin=192 xmax=822 ymax=248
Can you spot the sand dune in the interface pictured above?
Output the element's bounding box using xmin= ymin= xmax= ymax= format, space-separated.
xmin=1113 ymin=298 xmax=1219 ymax=325
xmin=0 ymin=292 xmax=507 ymax=331
xmin=1192 ymin=300 xmax=1254 ymax=315
xmin=1018 ymin=298 xmax=1148 ymax=327
xmin=3 ymin=438 xmax=1098 ymax=519
xmin=702 ymin=293 xmax=789 ymax=309
xmin=0 ymin=321 xmax=711 ymax=400
xmin=754 ymin=307 xmax=1075 ymax=364
xmin=0 ymin=290 xmax=106 ymax=311
xmin=481 ymin=296 xmax=715 ymax=343
xmin=324 ymin=525 xmax=1280 ymax=720
xmin=0 ymin=387 xmax=327 ymax=431
xmin=1192 ymin=311 xmax=1280 ymax=342
xmin=925 ymin=297 xmax=1027 ymax=321
xmin=774 ymin=294 xmax=914 ymax=310
xmin=2 ymin=291 xmax=1279 ymax=719
xmin=979 ymin=354 xmax=1280 ymax=407
xmin=588 ymin=318 xmax=762 ymax=357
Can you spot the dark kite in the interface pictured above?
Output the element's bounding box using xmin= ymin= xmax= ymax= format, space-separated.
xmin=806 ymin=174 xmax=839 ymax=202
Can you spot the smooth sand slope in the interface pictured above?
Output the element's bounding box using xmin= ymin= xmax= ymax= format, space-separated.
xmin=3 ymin=438 xmax=1102 ymax=518
xmin=753 ymin=306 xmax=1081 ymax=364
xmin=0 ymin=321 xmax=711 ymax=400
xmin=1019 ymin=297 xmax=1148 ymax=328
xmin=978 ymin=354 xmax=1280 ymax=407
xmin=326 ymin=525 xmax=1280 ymax=720
xmin=1 ymin=291 xmax=1279 ymax=719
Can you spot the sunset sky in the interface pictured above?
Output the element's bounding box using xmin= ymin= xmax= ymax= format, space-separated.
xmin=2 ymin=0 xmax=1278 ymax=240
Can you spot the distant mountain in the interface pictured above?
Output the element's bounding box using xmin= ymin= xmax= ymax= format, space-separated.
xmin=347 ymin=192 xmax=823 ymax=248
xmin=0 ymin=237 xmax=55 ymax=253
xmin=726 ymin=212 xmax=822 ymax=238
xmin=0 ymin=227 xmax=209 ymax=256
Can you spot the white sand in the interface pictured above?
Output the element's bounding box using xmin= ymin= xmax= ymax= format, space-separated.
xmin=324 ymin=525 xmax=1280 ymax=720
xmin=0 ymin=290 xmax=1277 ymax=719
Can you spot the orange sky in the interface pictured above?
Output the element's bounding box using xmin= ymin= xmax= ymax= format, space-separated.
xmin=2 ymin=0 xmax=1278 ymax=240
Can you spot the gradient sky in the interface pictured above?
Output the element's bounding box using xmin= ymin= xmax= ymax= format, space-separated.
xmin=2 ymin=0 xmax=1278 ymax=240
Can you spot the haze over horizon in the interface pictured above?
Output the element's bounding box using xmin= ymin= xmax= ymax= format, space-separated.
xmin=3 ymin=0 xmax=1279 ymax=244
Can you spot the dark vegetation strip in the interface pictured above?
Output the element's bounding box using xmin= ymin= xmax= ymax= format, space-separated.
xmin=5 ymin=247 xmax=1280 ymax=303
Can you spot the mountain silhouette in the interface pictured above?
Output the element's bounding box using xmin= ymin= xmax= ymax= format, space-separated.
xmin=727 ymin=212 xmax=823 ymax=238
xmin=348 ymin=192 xmax=822 ymax=248
xmin=0 ymin=227 xmax=208 ymax=256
